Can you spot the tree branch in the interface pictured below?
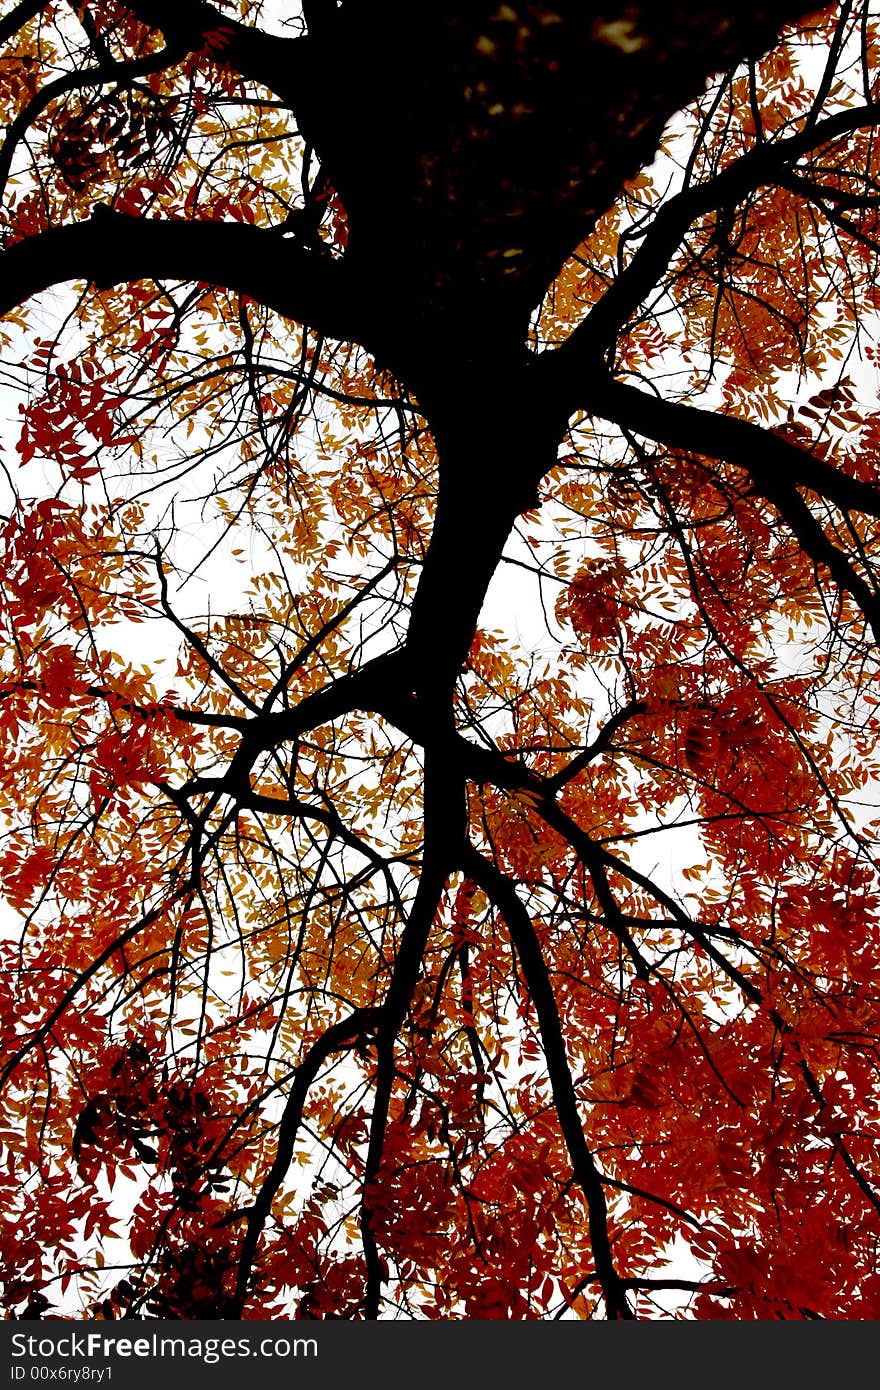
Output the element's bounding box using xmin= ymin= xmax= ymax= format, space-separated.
xmin=462 ymin=843 xmax=633 ymax=1319
xmin=542 ymin=97 xmax=880 ymax=374
xmin=119 ymin=0 xmax=306 ymax=106
xmin=0 ymin=0 xmax=47 ymax=47
xmin=0 ymin=44 xmax=191 ymax=206
xmin=574 ymin=376 xmax=880 ymax=642
xmin=0 ymin=206 xmax=365 ymax=342
xmin=361 ymin=745 xmax=466 ymax=1317
xmin=546 ymin=698 xmax=647 ymax=795
xmin=580 ymin=375 xmax=880 ymax=520
xmin=231 ymin=1004 xmax=384 ymax=1316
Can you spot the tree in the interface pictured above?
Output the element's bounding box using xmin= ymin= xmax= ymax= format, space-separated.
xmin=2 ymin=0 xmax=880 ymax=1321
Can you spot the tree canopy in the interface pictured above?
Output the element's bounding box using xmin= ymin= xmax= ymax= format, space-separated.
xmin=3 ymin=0 xmax=880 ymax=1320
